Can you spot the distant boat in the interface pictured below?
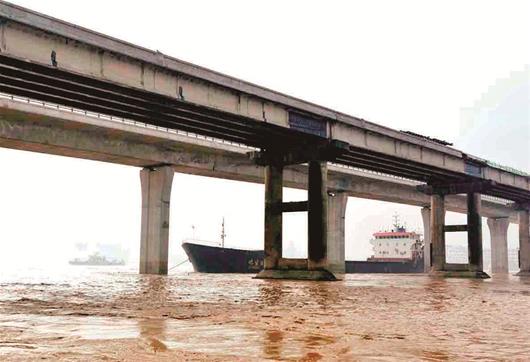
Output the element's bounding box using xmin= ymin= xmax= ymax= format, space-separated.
xmin=182 ymin=216 xmax=424 ymax=274
xmin=69 ymin=252 xmax=125 ymax=266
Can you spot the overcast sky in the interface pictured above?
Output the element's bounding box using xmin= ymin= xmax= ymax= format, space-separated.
xmin=0 ymin=0 xmax=528 ymax=268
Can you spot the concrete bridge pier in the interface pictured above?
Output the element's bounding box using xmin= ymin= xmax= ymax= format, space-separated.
xmin=429 ymin=191 xmax=489 ymax=278
xmin=421 ymin=206 xmax=432 ymax=272
xmin=487 ymin=217 xmax=510 ymax=274
xmin=430 ymin=194 xmax=446 ymax=273
xmin=263 ymin=164 xmax=283 ymax=270
xmin=516 ymin=209 xmax=530 ymax=276
xmin=255 ymin=156 xmax=342 ymax=281
xmin=139 ymin=166 xmax=174 ymax=275
xmin=467 ymin=193 xmax=484 ymax=274
xmin=307 ymin=161 xmax=329 ymax=272
xmin=327 ymin=192 xmax=348 ymax=275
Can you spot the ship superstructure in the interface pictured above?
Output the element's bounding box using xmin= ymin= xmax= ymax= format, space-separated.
xmin=368 ymin=215 xmax=422 ymax=262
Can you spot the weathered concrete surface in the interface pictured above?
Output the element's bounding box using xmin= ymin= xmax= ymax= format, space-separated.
xmin=327 ymin=193 xmax=347 ymax=275
xmin=429 ymin=270 xmax=490 ymax=279
xmin=467 ymin=193 xmax=484 ymax=273
xmin=307 ymin=161 xmax=328 ymax=272
xmin=254 ymin=269 xmax=338 ymax=281
xmin=139 ymin=166 xmax=173 ymax=275
xmin=262 ymin=164 xmax=282 ymax=270
xmin=257 ymin=160 xmax=343 ymax=281
xmin=0 ymin=99 xmax=518 ymax=222
xmin=421 ymin=207 xmax=431 ymax=272
xmin=430 ymin=193 xmax=490 ymax=279
xmin=0 ymin=1 xmax=528 ymax=194
xmin=517 ymin=210 xmax=530 ymax=276
xmin=430 ymin=195 xmax=446 ymax=273
xmin=487 ymin=217 xmax=510 ymax=274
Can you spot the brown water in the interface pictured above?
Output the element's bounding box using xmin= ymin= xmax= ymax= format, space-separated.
xmin=1 ymin=267 xmax=530 ymax=361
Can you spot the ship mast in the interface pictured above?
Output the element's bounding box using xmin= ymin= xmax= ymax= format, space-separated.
xmin=221 ymin=217 xmax=226 ymax=248
xmin=393 ymin=213 xmax=400 ymax=231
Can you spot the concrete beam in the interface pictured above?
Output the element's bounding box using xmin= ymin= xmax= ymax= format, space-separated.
xmin=417 ymin=180 xmax=495 ymax=196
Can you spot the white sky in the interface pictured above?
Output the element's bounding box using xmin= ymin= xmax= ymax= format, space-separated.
xmin=0 ymin=0 xmax=528 ymax=268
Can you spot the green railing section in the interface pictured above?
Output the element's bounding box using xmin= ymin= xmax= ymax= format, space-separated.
xmin=485 ymin=160 xmax=529 ymax=177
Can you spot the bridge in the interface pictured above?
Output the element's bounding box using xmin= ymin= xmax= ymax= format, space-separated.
xmin=0 ymin=1 xmax=528 ymax=279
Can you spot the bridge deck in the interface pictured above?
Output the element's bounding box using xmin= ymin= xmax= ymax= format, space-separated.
xmin=0 ymin=1 xmax=528 ymax=204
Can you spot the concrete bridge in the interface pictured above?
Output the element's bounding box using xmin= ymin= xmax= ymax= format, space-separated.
xmin=0 ymin=1 xmax=529 ymax=279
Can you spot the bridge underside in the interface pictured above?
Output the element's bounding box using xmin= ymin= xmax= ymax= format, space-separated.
xmin=0 ymin=98 xmax=517 ymax=220
xmin=1 ymin=53 xmax=528 ymax=205
xmin=1 ymin=96 xmax=526 ymax=280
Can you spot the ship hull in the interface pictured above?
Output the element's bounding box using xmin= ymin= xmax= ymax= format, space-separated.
xmin=345 ymin=259 xmax=424 ymax=273
xmin=182 ymin=242 xmax=264 ymax=273
xmin=182 ymin=243 xmax=424 ymax=274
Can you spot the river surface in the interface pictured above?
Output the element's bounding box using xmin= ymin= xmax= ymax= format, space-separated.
xmin=1 ymin=266 xmax=530 ymax=361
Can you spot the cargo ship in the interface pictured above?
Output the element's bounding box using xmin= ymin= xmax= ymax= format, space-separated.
xmin=346 ymin=216 xmax=424 ymax=273
xmin=182 ymin=216 xmax=424 ymax=273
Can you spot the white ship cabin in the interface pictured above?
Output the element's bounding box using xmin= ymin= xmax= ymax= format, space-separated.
xmin=369 ymin=225 xmax=422 ymax=262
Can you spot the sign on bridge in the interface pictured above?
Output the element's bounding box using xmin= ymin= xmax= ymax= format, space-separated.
xmin=288 ymin=112 xmax=327 ymax=138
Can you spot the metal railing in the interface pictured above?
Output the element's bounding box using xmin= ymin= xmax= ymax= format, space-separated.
xmin=0 ymin=92 xmax=258 ymax=151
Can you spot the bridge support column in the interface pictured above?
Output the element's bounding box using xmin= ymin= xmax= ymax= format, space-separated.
xmin=252 ymin=140 xmax=348 ymax=281
xmin=421 ymin=206 xmax=431 ymax=273
xmin=516 ymin=209 xmax=530 ymax=276
xmin=263 ymin=164 xmax=283 ymax=270
xmin=429 ymin=192 xmax=489 ymax=278
xmin=430 ymin=194 xmax=446 ymax=273
xmin=487 ymin=217 xmax=509 ymax=274
xmin=308 ymin=161 xmax=329 ymax=271
xmin=255 ymin=162 xmax=340 ymax=281
xmin=418 ymin=181 xmax=492 ymax=278
xmin=327 ymin=192 xmax=347 ymax=275
xmin=467 ymin=193 xmax=485 ymax=274
xmin=139 ymin=166 xmax=174 ymax=275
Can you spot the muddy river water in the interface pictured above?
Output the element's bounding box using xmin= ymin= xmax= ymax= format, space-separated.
xmin=1 ymin=266 xmax=529 ymax=361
